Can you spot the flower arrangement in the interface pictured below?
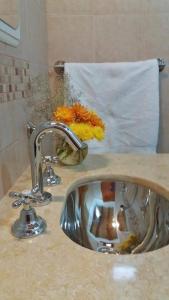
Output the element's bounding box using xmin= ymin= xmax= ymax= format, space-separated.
xmin=53 ymin=102 xmax=105 ymax=142
xmin=52 ymin=102 xmax=105 ymax=165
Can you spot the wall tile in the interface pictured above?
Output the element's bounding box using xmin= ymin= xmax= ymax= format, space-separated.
xmin=35 ymin=0 xmax=46 ymax=11
xmin=25 ymin=0 xmax=48 ymax=64
xmin=0 ymin=142 xmax=18 ymax=195
xmin=0 ymin=102 xmax=15 ymax=150
xmin=158 ymin=73 xmax=169 ymax=152
xmin=0 ymin=0 xmax=17 ymax=15
xmin=0 ymin=138 xmax=30 ymax=196
xmin=46 ymin=0 xmax=92 ymax=15
xmin=0 ymin=42 xmax=6 ymax=54
xmin=138 ymin=14 xmax=169 ymax=60
xmin=48 ymin=16 xmax=94 ymax=66
xmin=92 ymin=0 xmax=143 ymax=14
xmin=94 ymin=15 xmax=141 ymax=62
xmin=0 ymin=0 xmax=10 ymax=14
xmin=92 ymin=0 xmax=169 ymax=15
xmin=0 ymin=170 xmax=4 ymax=199
xmin=140 ymin=0 xmax=169 ymax=14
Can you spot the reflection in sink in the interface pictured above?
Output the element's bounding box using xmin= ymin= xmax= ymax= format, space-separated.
xmin=60 ymin=179 xmax=169 ymax=254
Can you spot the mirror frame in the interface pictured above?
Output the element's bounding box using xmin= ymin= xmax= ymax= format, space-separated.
xmin=0 ymin=0 xmax=20 ymax=47
xmin=0 ymin=20 xmax=20 ymax=47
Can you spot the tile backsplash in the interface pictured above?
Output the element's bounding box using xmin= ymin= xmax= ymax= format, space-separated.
xmin=0 ymin=55 xmax=31 ymax=103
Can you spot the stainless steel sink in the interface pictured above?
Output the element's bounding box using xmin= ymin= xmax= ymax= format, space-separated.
xmin=60 ymin=179 xmax=169 ymax=254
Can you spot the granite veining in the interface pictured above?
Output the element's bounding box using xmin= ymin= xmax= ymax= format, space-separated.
xmin=0 ymin=153 xmax=169 ymax=300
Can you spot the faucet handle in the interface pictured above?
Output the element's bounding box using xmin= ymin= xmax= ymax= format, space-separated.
xmin=9 ymin=192 xmax=23 ymax=208
xmin=42 ymin=156 xmax=61 ymax=187
xmin=9 ymin=191 xmax=43 ymax=209
xmin=43 ymin=155 xmax=59 ymax=164
xmin=9 ymin=191 xmax=47 ymax=239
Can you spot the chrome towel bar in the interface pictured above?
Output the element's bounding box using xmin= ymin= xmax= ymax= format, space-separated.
xmin=53 ymin=58 xmax=168 ymax=75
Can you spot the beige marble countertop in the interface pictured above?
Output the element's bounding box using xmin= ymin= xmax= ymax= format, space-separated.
xmin=1 ymin=153 xmax=169 ymax=300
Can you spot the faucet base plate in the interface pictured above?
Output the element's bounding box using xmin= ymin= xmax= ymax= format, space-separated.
xmin=11 ymin=208 xmax=47 ymax=239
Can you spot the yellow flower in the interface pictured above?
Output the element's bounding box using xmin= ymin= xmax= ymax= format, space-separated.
xmin=53 ymin=106 xmax=74 ymax=124
xmin=93 ymin=126 xmax=105 ymax=141
xmin=69 ymin=123 xmax=104 ymax=142
xmin=69 ymin=123 xmax=94 ymax=141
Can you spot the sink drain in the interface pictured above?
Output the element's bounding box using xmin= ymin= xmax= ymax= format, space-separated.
xmin=97 ymin=246 xmax=118 ymax=254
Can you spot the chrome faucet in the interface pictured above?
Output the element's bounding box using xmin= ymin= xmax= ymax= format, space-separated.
xmin=28 ymin=121 xmax=87 ymax=205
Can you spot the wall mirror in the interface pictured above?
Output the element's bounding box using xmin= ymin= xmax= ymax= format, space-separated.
xmin=0 ymin=0 xmax=20 ymax=47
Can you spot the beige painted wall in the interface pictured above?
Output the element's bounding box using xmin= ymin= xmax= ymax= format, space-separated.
xmin=46 ymin=0 xmax=169 ymax=153
xmin=0 ymin=0 xmax=48 ymax=198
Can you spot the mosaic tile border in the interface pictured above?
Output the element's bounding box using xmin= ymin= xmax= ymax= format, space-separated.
xmin=0 ymin=54 xmax=32 ymax=103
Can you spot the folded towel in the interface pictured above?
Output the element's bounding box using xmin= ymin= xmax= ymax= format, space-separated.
xmin=65 ymin=59 xmax=159 ymax=153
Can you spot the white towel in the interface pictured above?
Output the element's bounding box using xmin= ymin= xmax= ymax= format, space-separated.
xmin=65 ymin=60 xmax=159 ymax=153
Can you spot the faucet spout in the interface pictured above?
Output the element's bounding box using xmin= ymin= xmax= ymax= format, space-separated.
xmin=29 ymin=121 xmax=86 ymax=203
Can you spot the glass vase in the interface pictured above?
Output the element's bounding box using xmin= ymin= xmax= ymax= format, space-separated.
xmin=56 ymin=140 xmax=88 ymax=166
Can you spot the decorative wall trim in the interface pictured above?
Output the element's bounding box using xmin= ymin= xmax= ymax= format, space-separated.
xmin=0 ymin=54 xmax=31 ymax=103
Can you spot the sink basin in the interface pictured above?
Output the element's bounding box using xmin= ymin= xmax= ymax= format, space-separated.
xmin=60 ymin=179 xmax=169 ymax=254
